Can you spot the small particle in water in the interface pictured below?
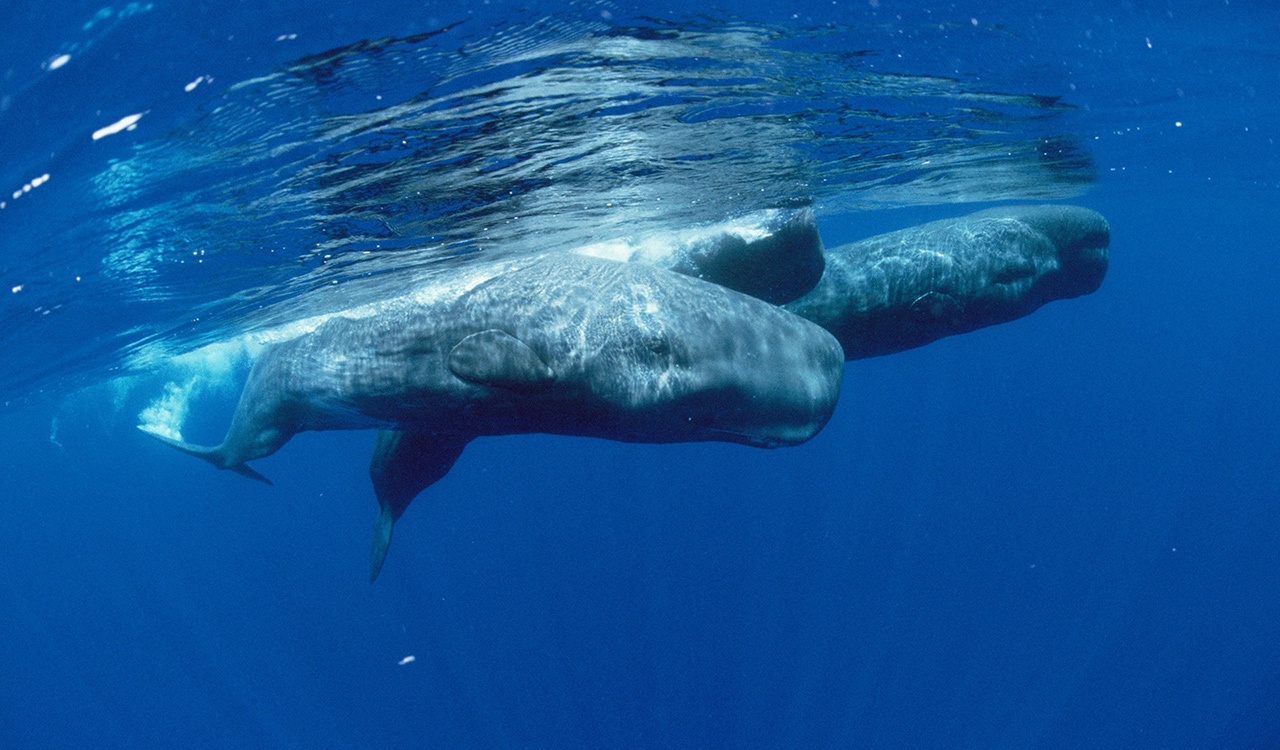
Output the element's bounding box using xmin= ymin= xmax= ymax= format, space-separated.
xmin=184 ymin=75 xmax=207 ymax=92
xmin=11 ymin=285 xmax=22 ymax=293
xmin=48 ymin=53 xmax=71 ymax=70
xmin=1175 ymin=121 xmax=1182 ymax=127
xmin=398 ymin=655 xmax=416 ymax=665
xmin=92 ymin=112 xmax=146 ymax=141
xmin=275 ymin=33 xmax=298 ymax=41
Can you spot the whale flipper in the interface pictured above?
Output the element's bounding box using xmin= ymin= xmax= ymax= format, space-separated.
xmin=447 ymin=329 xmax=556 ymax=393
xmin=368 ymin=430 xmax=471 ymax=582
xmin=370 ymin=505 xmax=396 ymax=584
xmin=226 ymin=462 xmax=274 ymax=486
xmin=138 ymin=426 xmax=273 ymax=485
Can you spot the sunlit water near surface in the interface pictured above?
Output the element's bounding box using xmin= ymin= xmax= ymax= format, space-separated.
xmin=3 ymin=2 xmax=1103 ymax=400
xmin=2 ymin=1 xmax=1278 ymax=748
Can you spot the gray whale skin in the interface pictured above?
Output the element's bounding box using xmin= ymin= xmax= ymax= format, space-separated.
xmin=786 ymin=204 xmax=1110 ymax=359
xmin=146 ymin=203 xmax=1108 ymax=580
xmin=142 ymin=253 xmax=845 ymax=579
xmin=366 ymin=204 xmax=1109 ymax=579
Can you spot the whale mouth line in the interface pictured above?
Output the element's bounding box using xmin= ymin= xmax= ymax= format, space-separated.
xmin=704 ymin=428 xmax=786 ymax=449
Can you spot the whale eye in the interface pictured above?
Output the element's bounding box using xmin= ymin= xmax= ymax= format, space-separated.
xmin=645 ymin=334 xmax=671 ymax=358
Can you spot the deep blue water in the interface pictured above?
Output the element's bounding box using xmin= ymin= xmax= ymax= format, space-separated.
xmin=2 ymin=1 xmax=1278 ymax=747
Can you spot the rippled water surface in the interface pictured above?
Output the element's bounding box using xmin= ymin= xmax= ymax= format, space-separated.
xmin=1 ymin=2 xmax=1108 ymax=398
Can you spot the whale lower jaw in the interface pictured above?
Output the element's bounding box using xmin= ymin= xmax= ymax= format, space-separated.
xmin=704 ymin=428 xmax=813 ymax=449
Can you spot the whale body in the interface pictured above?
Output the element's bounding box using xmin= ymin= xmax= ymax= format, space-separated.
xmin=364 ymin=204 xmax=1110 ymax=579
xmin=784 ymin=204 xmax=1110 ymax=359
xmin=147 ymin=203 xmax=1108 ymax=580
xmin=142 ymin=253 xmax=845 ymax=578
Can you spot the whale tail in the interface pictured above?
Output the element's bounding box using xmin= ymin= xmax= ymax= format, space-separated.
xmin=369 ymin=505 xmax=395 ymax=582
xmin=137 ymin=426 xmax=274 ymax=485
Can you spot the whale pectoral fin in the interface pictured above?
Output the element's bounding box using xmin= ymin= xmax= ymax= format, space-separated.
xmin=370 ymin=505 xmax=396 ymax=583
xmin=368 ymin=430 xmax=471 ymax=582
xmin=447 ymin=329 xmax=555 ymax=393
xmin=138 ymin=426 xmax=274 ymax=485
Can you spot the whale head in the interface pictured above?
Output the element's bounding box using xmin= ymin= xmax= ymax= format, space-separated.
xmin=993 ymin=204 xmax=1110 ymax=304
xmin=455 ymin=255 xmax=845 ymax=447
xmin=904 ymin=204 xmax=1110 ymax=352
xmin=789 ymin=204 xmax=1111 ymax=360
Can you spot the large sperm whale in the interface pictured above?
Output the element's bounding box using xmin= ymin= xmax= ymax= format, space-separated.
xmin=141 ymin=253 xmax=845 ymax=578
xmin=365 ymin=204 xmax=1109 ymax=577
xmin=784 ymin=204 xmax=1110 ymax=359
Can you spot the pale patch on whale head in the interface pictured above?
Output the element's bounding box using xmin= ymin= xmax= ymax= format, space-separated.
xmin=572 ymin=209 xmax=790 ymax=268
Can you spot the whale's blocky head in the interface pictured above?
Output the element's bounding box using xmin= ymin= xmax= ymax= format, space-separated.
xmin=460 ymin=255 xmax=845 ymax=447
xmin=940 ymin=204 xmax=1111 ymax=318
xmin=789 ymin=204 xmax=1111 ymax=360
xmin=992 ymin=204 xmax=1110 ymax=303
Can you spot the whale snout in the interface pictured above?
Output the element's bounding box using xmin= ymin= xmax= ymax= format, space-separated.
xmin=1019 ymin=205 xmax=1111 ymax=297
xmin=685 ymin=311 xmax=845 ymax=448
xmin=1048 ymin=208 xmax=1109 ymax=296
xmin=582 ymin=259 xmax=845 ymax=449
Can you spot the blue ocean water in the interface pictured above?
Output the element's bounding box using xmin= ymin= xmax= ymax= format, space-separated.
xmin=2 ymin=0 xmax=1277 ymax=747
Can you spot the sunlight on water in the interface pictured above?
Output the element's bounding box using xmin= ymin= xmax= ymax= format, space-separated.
xmin=1 ymin=11 xmax=1096 ymax=402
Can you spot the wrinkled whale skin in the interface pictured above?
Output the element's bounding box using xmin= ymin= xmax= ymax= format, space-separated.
xmin=785 ymin=204 xmax=1110 ymax=359
xmin=142 ymin=253 xmax=846 ymax=575
xmin=226 ymin=254 xmax=844 ymax=451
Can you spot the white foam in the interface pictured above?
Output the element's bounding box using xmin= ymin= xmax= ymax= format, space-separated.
xmin=137 ymin=378 xmax=196 ymax=440
xmin=135 ymin=338 xmax=254 ymax=438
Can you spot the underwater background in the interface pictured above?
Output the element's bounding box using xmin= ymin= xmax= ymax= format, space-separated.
xmin=2 ymin=0 xmax=1277 ymax=747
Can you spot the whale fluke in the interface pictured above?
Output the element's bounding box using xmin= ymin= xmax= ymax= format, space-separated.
xmin=137 ymin=426 xmax=274 ymax=485
xmin=226 ymin=462 xmax=274 ymax=485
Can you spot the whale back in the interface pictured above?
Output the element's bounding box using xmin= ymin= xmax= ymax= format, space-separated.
xmin=452 ymin=254 xmax=845 ymax=447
